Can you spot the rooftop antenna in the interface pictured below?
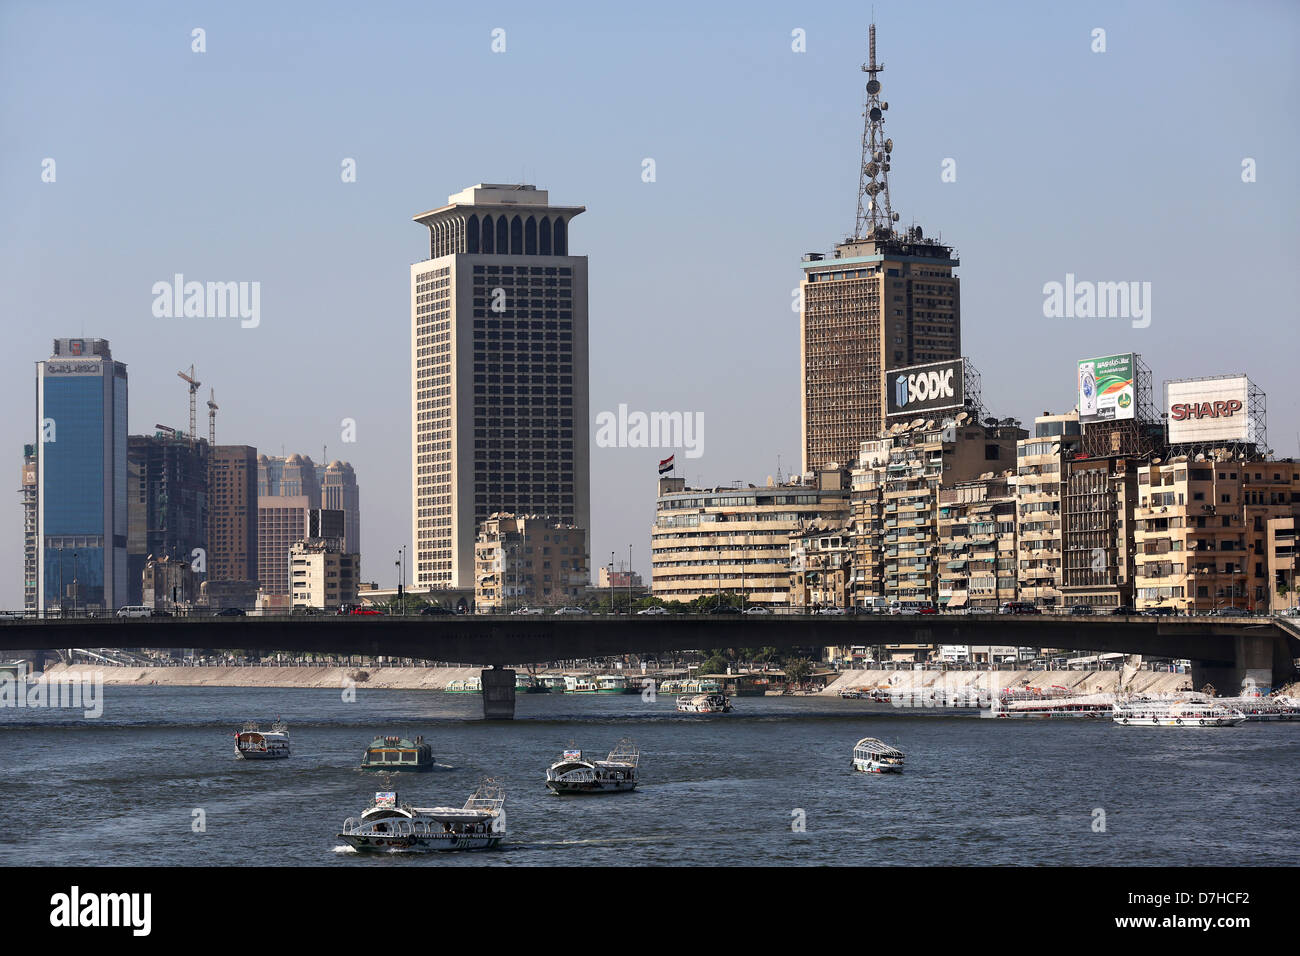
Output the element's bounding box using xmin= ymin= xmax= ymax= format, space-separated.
xmin=207 ymin=387 xmax=218 ymax=446
xmin=177 ymin=365 xmax=201 ymax=446
xmin=854 ymin=22 xmax=900 ymax=239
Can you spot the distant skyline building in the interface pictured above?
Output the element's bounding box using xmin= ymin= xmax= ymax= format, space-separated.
xmin=258 ymin=453 xmax=321 ymax=506
xmin=207 ymin=445 xmax=259 ymax=587
xmin=257 ymin=453 xmax=328 ymax=596
xmin=20 ymin=444 xmax=37 ymax=612
xmin=35 ymin=338 xmax=128 ymax=614
xmin=800 ymin=26 xmax=961 ymax=472
xmin=321 ymin=460 xmax=361 ymax=557
xmin=411 ymin=183 xmax=591 ymax=590
xmin=126 ymin=430 xmax=209 ymax=605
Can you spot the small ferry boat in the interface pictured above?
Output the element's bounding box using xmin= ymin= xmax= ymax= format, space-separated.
xmin=564 ymin=674 xmax=600 ymax=694
xmin=338 ymin=779 xmax=505 ymax=852
xmin=1112 ymin=699 xmax=1246 ymax=727
xmin=852 ymin=737 xmax=905 ymax=774
xmin=235 ymin=720 xmax=290 ymax=760
xmin=445 ymin=677 xmax=482 ymax=694
xmin=515 ymin=674 xmax=550 ymax=694
xmin=359 ymin=735 xmax=434 ymax=772
xmin=840 ymin=689 xmax=864 ymax=700
xmin=538 ymin=675 xmax=568 ymax=693
xmin=676 ymin=693 xmax=732 ymax=713
xmin=545 ymin=739 xmax=640 ymax=794
xmin=596 ymin=674 xmax=634 ymax=694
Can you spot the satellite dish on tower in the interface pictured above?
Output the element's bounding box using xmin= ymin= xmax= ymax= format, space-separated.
xmin=870 ymin=107 xmax=881 ymax=121
xmin=865 ymin=161 xmax=879 ymax=177
xmin=866 ymin=79 xmax=881 ymax=94
xmin=885 ymin=138 xmax=893 ymax=152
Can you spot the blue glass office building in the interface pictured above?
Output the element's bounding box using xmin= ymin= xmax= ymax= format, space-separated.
xmin=36 ymin=338 xmax=128 ymax=613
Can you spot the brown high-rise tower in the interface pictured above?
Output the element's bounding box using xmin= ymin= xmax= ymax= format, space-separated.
xmin=800 ymin=25 xmax=961 ymax=472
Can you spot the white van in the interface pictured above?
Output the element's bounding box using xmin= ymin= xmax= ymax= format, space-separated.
xmin=115 ymin=606 xmax=152 ymax=618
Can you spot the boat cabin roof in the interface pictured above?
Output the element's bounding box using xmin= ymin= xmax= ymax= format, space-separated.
xmin=854 ymin=737 xmax=904 ymax=757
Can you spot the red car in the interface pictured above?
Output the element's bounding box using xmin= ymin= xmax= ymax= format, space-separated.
xmin=340 ymin=605 xmax=385 ymax=616
xmin=916 ymin=603 xmax=939 ymax=615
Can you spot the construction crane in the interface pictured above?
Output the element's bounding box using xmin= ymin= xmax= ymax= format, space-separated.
xmin=177 ymin=366 xmax=200 ymax=444
xmin=207 ymin=387 xmax=218 ymax=446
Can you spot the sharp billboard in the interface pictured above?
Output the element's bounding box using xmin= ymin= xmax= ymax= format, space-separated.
xmin=1078 ymin=353 xmax=1135 ymax=424
xmin=886 ymin=358 xmax=965 ymax=418
xmin=1167 ymin=376 xmax=1254 ymax=444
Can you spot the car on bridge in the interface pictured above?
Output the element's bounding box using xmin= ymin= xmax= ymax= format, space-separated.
xmin=1069 ymin=604 xmax=1094 ymax=616
xmin=215 ymin=607 xmax=246 ymax=617
xmin=1211 ymin=606 xmax=1252 ymax=617
xmin=419 ymin=605 xmax=454 ymax=616
xmin=997 ymin=602 xmax=1040 ymax=615
xmin=742 ymin=606 xmax=771 ymax=615
xmin=553 ymin=607 xmax=589 ymax=615
xmin=1110 ymin=605 xmax=1136 ymax=615
xmin=636 ymin=606 xmax=669 ymax=615
xmin=1141 ymin=606 xmax=1175 ymax=617
xmin=349 ymin=606 xmax=385 ymax=616
xmin=510 ymin=607 xmax=545 ymax=615
xmin=815 ymin=607 xmax=847 ymax=616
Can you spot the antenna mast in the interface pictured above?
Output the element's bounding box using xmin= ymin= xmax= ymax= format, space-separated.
xmin=854 ymin=23 xmax=899 ymax=239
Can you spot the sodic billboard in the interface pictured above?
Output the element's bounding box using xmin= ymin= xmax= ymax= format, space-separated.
xmin=1078 ymin=353 xmax=1135 ymax=424
xmin=886 ymin=359 xmax=965 ymax=418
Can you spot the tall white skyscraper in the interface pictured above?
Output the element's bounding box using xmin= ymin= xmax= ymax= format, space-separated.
xmin=411 ymin=184 xmax=590 ymax=590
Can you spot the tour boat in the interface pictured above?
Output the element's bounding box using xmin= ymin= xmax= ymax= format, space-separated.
xmin=545 ymin=739 xmax=640 ymax=794
xmin=676 ymin=692 xmax=732 ymax=713
xmin=234 ymin=721 xmax=290 ymax=760
xmin=852 ymin=737 xmax=905 ymax=774
xmin=597 ymin=674 xmax=635 ymax=694
xmin=564 ymin=674 xmax=600 ymax=694
xmin=338 ymin=779 xmax=505 ymax=852
xmin=1212 ymin=695 xmax=1300 ymax=721
xmin=1112 ymin=699 xmax=1246 ymax=727
xmin=988 ymin=693 xmax=1115 ymax=719
xmin=660 ymin=678 xmax=723 ymax=695
xmin=515 ymin=674 xmax=550 ymax=694
xmin=538 ymin=675 xmax=568 ymax=693
xmin=445 ymin=677 xmax=482 ymax=694
xmin=359 ymin=735 xmax=434 ymax=772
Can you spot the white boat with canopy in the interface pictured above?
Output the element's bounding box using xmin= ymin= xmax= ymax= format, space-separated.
xmin=545 ymin=739 xmax=640 ymax=793
xmin=338 ymin=778 xmax=505 ymax=851
xmin=1112 ymin=699 xmax=1245 ymax=727
xmin=676 ymin=693 xmax=732 ymax=713
xmin=852 ymin=737 xmax=905 ymax=773
xmin=235 ymin=720 xmax=290 ymax=760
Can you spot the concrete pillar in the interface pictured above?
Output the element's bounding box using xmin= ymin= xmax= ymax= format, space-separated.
xmin=481 ymin=666 xmax=516 ymax=719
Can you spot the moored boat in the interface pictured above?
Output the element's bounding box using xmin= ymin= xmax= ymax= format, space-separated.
xmin=359 ymin=735 xmax=434 ymax=771
xmin=338 ymin=779 xmax=505 ymax=851
xmin=445 ymin=677 xmax=482 ymax=694
xmin=676 ymin=692 xmax=732 ymax=713
xmin=515 ymin=674 xmax=550 ymax=694
xmin=852 ymin=737 xmax=905 ymax=773
xmin=1112 ymin=699 xmax=1246 ymax=727
xmin=235 ymin=720 xmax=290 ymax=760
xmin=545 ymin=739 xmax=640 ymax=794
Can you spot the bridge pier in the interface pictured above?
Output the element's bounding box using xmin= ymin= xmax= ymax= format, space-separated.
xmin=1189 ymin=632 xmax=1295 ymax=694
xmin=481 ymin=666 xmax=516 ymax=719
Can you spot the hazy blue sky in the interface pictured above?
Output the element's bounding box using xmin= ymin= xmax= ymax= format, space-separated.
xmin=2 ymin=0 xmax=1297 ymax=606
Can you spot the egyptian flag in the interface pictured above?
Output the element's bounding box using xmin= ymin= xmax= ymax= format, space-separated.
xmin=658 ymin=454 xmax=675 ymax=474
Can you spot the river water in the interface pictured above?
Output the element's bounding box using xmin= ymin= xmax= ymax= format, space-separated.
xmin=2 ymin=686 xmax=1295 ymax=866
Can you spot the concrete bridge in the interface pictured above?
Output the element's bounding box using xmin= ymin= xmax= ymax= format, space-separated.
xmin=3 ymin=614 xmax=1297 ymax=718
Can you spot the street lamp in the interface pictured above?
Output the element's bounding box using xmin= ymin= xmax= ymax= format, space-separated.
xmin=609 ymin=551 xmax=615 ymax=614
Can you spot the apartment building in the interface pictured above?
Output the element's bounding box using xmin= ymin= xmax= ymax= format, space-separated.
xmin=1015 ymin=412 xmax=1082 ymax=607
xmin=473 ymin=514 xmax=588 ymax=610
xmin=652 ymin=471 xmax=850 ymax=606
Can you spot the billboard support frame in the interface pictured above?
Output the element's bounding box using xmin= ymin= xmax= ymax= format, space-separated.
xmin=1163 ymin=373 xmax=1269 ymax=457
